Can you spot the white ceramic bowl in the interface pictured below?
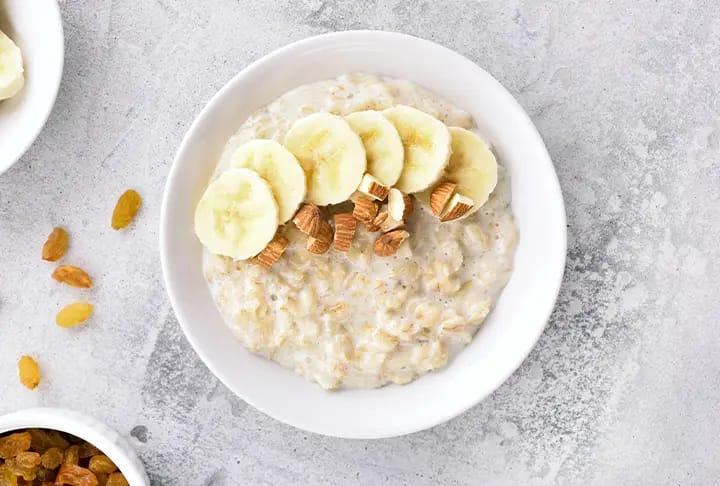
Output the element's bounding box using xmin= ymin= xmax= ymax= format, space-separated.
xmin=161 ymin=31 xmax=566 ymax=439
xmin=0 ymin=408 xmax=149 ymax=485
xmin=0 ymin=0 xmax=64 ymax=175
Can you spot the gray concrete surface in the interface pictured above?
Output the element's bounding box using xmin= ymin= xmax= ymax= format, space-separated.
xmin=1 ymin=0 xmax=719 ymax=484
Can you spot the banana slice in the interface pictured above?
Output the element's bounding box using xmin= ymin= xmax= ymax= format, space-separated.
xmin=445 ymin=127 xmax=498 ymax=215
xmin=383 ymin=105 xmax=451 ymax=194
xmin=194 ymin=168 xmax=279 ymax=260
xmin=284 ymin=113 xmax=366 ymax=206
xmin=345 ymin=110 xmax=404 ymax=186
xmin=230 ymin=139 xmax=307 ymax=224
xmin=0 ymin=30 xmax=24 ymax=101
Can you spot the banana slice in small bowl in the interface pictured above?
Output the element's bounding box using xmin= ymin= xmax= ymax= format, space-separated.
xmin=0 ymin=0 xmax=64 ymax=175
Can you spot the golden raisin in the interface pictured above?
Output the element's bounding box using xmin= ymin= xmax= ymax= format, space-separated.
xmin=55 ymin=464 xmax=98 ymax=486
xmin=78 ymin=443 xmax=101 ymax=459
xmin=17 ymin=356 xmax=41 ymax=390
xmin=88 ymin=456 xmax=116 ymax=474
xmin=52 ymin=265 xmax=93 ymax=288
xmin=0 ymin=432 xmax=31 ymax=459
xmin=96 ymin=473 xmax=108 ymax=486
xmin=44 ymin=430 xmax=71 ymax=450
xmin=111 ymin=189 xmax=142 ymax=230
xmin=41 ymin=227 xmax=69 ymax=262
xmin=0 ymin=464 xmax=17 ymax=486
xmin=105 ymin=472 xmax=128 ymax=486
xmin=40 ymin=447 xmax=64 ymax=469
xmin=56 ymin=303 xmax=93 ymax=328
xmin=4 ymin=458 xmax=36 ymax=481
xmin=63 ymin=445 xmax=79 ymax=466
xmin=15 ymin=451 xmax=40 ymax=468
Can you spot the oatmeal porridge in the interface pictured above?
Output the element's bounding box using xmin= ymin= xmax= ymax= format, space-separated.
xmin=197 ymin=73 xmax=518 ymax=389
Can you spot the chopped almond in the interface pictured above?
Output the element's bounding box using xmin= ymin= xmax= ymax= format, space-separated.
xmin=365 ymin=211 xmax=389 ymax=232
xmin=387 ymin=188 xmax=414 ymax=221
xmin=440 ymin=193 xmax=474 ymax=222
xmin=430 ymin=182 xmax=457 ymax=216
xmin=357 ymin=173 xmax=390 ymax=201
xmin=333 ymin=213 xmax=357 ymax=252
xmin=306 ymin=220 xmax=333 ymax=254
xmin=373 ymin=229 xmax=410 ymax=257
xmin=352 ymin=195 xmax=378 ymax=223
xmin=293 ymin=204 xmax=322 ymax=237
xmin=255 ymin=234 xmax=290 ymax=268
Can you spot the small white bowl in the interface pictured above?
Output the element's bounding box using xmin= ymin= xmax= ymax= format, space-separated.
xmin=161 ymin=31 xmax=567 ymax=439
xmin=0 ymin=0 xmax=64 ymax=175
xmin=0 ymin=408 xmax=149 ymax=485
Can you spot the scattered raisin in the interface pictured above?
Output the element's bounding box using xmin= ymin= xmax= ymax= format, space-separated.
xmin=17 ymin=356 xmax=40 ymax=390
xmin=41 ymin=227 xmax=69 ymax=262
xmin=56 ymin=303 xmax=93 ymax=328
xmin=52 ymin=265 xmax=93 ymax=288
xmin=111 ymin=189 xmax=142 ymax=230
xmin=55 ymin=464 xmax=98 ymax=486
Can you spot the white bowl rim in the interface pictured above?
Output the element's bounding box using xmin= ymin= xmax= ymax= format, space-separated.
xmin=0 ymin=0 xmax=65 ymax=176
xmin=160 ymin=30 xmax=567 ymax=439
xmin=0 ymin=407 xmax=149 ymax=485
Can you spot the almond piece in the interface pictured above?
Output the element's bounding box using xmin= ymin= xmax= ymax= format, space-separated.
xmin=373 ymin=229 xmax=410 ymax=257
xmin=440 ymin=193 xmax=475 ymax=222
xmin=333 ymin=213 xmax=357 ymax=252
xmin=365 ymin=211 xmax=389 ymax=232
xmin=430 ymin=182 xmax=457 ymax=216
xmin=52 ymin=265 xmax=92 ymax=288
xmin=306 ymin=220 xmax=334 ymax=254
xmin=254 ymin=234 xmax=289 ymax=268
xmin=380 ymin=214 xmax=404 ymax=233
xmin=387 ymin=188 xmax=414 ymax=221
xmin=357 ymin=173 xmax=390 ymax=201
xmin=293 ymin=204 xmax=322 ymax=237
xmin=352 ymin=195 xmax=378 ymax=223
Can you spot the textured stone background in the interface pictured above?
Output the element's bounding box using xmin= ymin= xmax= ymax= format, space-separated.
xmin=1 ymin=0 xmax=719 ymax=484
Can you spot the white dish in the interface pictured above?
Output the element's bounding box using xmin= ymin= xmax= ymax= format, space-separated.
xmin=0 ymin=407 xmax=149 ymax=485
xmin=0 ymin=0 xmax=64 ymax=175
xmin=160 ymin=30 xmax=567 ymax=439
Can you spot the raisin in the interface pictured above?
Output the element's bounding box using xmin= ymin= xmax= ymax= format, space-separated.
xmin=63 ymin=446 xmax=79 ymax=466
xmin=87 ymin=456 xmax=116 ymax=475
xmin=3 ymin=458 xmax=35 ymax=481
xmin=40 ymin=447 xmax=63 ymax=469
xmin=77 ymin=443 xmax=101 ymax=459
xmin=52 ymin=266 xmax=93 ymax=288
xmin=41 ymin=227 xmax=69 ymax=262
xmin=0 ymin=465 xmax=17 ymax=486
xmin=17 ymin=357 xmax=40 ymax=390
xmin=105 ymin=472 xmax=128 ymax=486
xmin=111 ymin=189 xmax=142 ymax=230
xmin=56 ymin=303 xmax=93 ymax=328
xmin=96 ymin=473 xmax=108 ymax=486
xmin=14 ymin=452 xmax=40 ymax=469
xmin=55 ymin=464 xmax=98 ymax=486
xmin=0 ymin=432 xmax=31 ymax=459
xmin=44 ymin=431 xmax=71 ymax=450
